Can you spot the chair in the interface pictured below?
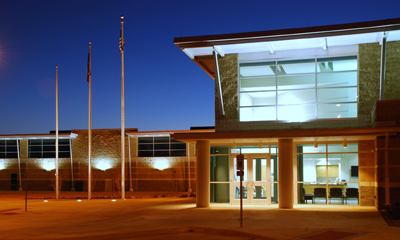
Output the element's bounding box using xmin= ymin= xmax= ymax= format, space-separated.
xmin=301 ymin=187 xmax=314 ymax=204
xmin=345 ymin=188 xmax=359 ymax=205
xmin=329 ymin=188 xmax=343 ymax=204
xmin=314 ymin=188 xmax=327 ymax=204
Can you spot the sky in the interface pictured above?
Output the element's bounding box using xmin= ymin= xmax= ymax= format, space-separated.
xmin=1 ymin=0 xmax=400 ymax=134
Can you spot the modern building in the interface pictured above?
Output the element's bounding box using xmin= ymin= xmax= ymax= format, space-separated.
xmin=0 ymin=128 xmax=213 ymax=194
xmin=1 ymin=18 xmax=399 ymax=210
xmin=173 ymin=18 xmax=400 ymax=209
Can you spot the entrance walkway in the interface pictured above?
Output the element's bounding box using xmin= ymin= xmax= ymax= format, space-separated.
xmin=0 ymin=196 xmax=399 ymax=239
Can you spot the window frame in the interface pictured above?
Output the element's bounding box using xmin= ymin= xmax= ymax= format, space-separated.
xmin=238 ymin=55 xmax=359 ymax=122
xmin=28 ymin=139 xmax=71 ymax=158
xmin=0 ymin=140 xmax=20 ymax=159
xmin=137 ymin=136 xmax=186 ymax=157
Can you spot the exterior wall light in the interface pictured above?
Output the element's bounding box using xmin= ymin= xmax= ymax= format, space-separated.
xmin=40 ymin=160 xmax=56 ymax=171
xmin=314 ymin=142 xmax=318 ymax=148
xmin=153 ymin=158 xmax=169 ymax=171
xmin=343 ymin=141 xmax=347 ymax=148
xmin=93 ymin=158 xmax=113 ymax=171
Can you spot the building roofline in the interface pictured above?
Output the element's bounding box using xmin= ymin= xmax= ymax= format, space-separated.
xmin=174 ymin=18 xmax=400 ymax=49
xmin=171 ymin=127 xmax=400 ymax=143
xmin=0 ymin=132 xmax=77 ymax=139
xmin=126 ymin=129 xmax=215 ymax=136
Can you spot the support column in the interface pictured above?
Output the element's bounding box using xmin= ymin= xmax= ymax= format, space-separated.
xmin=196 ymin=140 xmax=210 ymax=207
xmin=278 ymin=138 xmax=293 ymax=209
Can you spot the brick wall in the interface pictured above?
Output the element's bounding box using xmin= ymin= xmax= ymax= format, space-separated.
xmin=0 ymin=129 xmax=196 ymax=192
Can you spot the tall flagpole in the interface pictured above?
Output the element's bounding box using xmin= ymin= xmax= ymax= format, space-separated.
xmin=88 ymin=42 xmax=92 ymax=200
xmin=55 ymin=65 xmax=59 ymax=201
xmin=120 ymin=15 xmax=126 ymax=200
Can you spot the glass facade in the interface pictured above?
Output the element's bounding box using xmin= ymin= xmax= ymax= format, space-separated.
xmin=239 ymin=56 xmax=358 ymax=122
xmin=297 ymin=143 xmax=359 ymax=205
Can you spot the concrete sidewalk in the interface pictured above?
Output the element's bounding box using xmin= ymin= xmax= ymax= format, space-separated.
xmin=0 ymin=197 xmax=399 ymax=240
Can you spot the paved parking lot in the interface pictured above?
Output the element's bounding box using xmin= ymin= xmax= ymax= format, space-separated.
xmin=1 ymin=194 xmax=399 ymax=239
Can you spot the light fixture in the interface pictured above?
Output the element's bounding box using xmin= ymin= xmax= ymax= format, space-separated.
xmin=259 ymin=143 xmax=263 ymax=149
xmin=343 ymin=141 xmax=347 ymax=148
xmin=77 ymin=199 xmax=82 ymax=202
xmin=314 ymin=142 xmax=318 ymax=148
xmin=112 ymin=199 xmax=116 ymax=202
xmin=44 ymin=200 xmax=48 ymax=202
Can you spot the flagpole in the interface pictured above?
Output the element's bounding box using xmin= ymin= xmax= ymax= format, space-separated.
xmin=120 ymin=15 xmax=126 ymax=200
xmin=88 ymin=42 xmax=92 ymax=200
xmin=55 ymin=65 xmax=59 ymax=201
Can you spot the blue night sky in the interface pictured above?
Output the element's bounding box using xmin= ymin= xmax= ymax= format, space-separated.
xmin=1 ymin=0 xmax=400 ymax=134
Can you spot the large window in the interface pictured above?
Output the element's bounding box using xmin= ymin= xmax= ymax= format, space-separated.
xmin=0 ymin=140 xmax=20 ymax=158
xmin=297 ymin=143 xmax=359 ymax=205
xmin=239 ymin=56 xmax=358 ymax=122
xmin=28 ymin=139 xmax=70 ymax=158
xmin=138 ymin=136 xmax=186 ymax=157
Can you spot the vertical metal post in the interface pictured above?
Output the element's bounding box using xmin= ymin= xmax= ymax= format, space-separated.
xmin=70 ymin=138 xmax=75 ymax=191
xmin=380 ymin=32 xmax=387 ymax=100
xmin=25 ymin=165 xmax=28 ymax=212
xmin=55 ymin=66 xmax=59 ymax=201
xmin=17 ymin=139 xmax=22 ymax=191
xmin=120 ymin=15 xmax=126 ymax=200
xmin=129 ymin=136 xmax=133 ymax=191
xmin=88 ymin=42 xmax=92 ymax=200
xmin=240 ymin=173 xmax=243 ymax=227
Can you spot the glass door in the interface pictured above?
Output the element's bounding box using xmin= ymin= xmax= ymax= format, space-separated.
xmin=231 ymin=154 xmax=270 ymax=204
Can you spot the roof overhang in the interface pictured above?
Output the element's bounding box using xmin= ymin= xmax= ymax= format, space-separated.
xmin=0 ymin=133 xmax=78 ymax=140
xmin=171 ymin=127 xmax=400 ymax=145
xmin=174 ymin=18 xmax=400 ymax=79
xmin=126 ymin=129 xmax=215 ymax=137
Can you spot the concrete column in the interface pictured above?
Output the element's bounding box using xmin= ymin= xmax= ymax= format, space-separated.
xmin=196 ymin=140 xmax=210 ymax=207
xmin=278 ymin=138 xmax=294 ymax=209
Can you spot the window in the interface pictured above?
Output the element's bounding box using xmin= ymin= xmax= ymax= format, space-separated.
xmin=137 ymin=136 xmax=186 ymax=157
xmin=210 ymin=146 xmax=230 ymax=203
xmin=28 ymin=139 xmax=70 ymax=158
xmin=239 ymin=56 xmax=358 ymax=122
xmin=0 ymin=140 xmax=20 ymax=158
xmin=297 ymin=143 xmax=359 ymax=205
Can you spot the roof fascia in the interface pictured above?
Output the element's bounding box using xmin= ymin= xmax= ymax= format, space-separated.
xmin=0 ymin=133 xmax=77 ymax=139
xmin=174 ymin=18 xmax=400 ymax=49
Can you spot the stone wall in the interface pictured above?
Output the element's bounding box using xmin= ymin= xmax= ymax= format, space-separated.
xmin=215 ymin=53 xmax=239 ymax=131
xmin=385 ymin=41 xmax=400 ymax=100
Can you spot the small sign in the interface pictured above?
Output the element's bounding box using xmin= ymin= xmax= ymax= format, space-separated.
xmin=236 ymin=154 xmax=244 ymax=170
xmin=236 ymin=170 xmax=244 ymax=177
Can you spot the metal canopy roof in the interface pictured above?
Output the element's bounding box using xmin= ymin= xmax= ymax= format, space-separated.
xmin=0 ymin=133 xmax=77 ymax=139
xmin=174 ymin=18 xmax=400 ymax=79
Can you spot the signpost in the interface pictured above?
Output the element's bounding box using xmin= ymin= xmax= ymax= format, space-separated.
xmin=236 ymin=154 xmax=244 ymax=227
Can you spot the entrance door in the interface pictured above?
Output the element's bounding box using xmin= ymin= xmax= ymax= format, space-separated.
xmin=231 ymin=154 xmax=270 ymax=204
